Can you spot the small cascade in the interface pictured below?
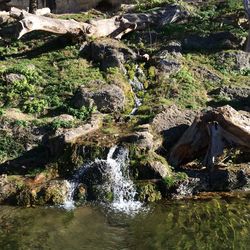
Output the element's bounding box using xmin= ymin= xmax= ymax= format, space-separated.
xmin=63 ymin=181 xmax=77 ymax=210
xmin=127 ymin=65 xmax=145 ymax=115
xmin=105 ymin=146 xmax=142 ymax=213
xmin=62 ymin=146 xmax=142 ymax=213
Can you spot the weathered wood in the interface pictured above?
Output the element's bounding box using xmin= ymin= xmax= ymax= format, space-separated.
xmin=169 ymin=106 xmax=250 ymax=168
xmin=9 ymin=5 xmax=185 ymax=39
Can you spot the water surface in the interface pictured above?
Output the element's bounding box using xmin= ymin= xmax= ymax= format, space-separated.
xmin=0 ymin=193 xmax=249 ymax=250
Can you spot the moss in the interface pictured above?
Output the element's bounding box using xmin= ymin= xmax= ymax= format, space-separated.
xmin=164 ymin=172 xmax=188 ymax=189
xmin=105 ymin=68 xmax=135 ymax=114
xmin=0 ymin=131 xmax=25 ymax=164
xmin=0 ymin=44 xmax=104 ymax=116
xmin=136 ymin=182 xmax=162 ymax=202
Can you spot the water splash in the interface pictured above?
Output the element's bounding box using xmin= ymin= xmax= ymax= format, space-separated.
xmin=105 ymin=146 xmax=142 ymax=214
xmin=62 ymin=146 xmax=142 ymax=214
xmin=63 ymin=181 xmax=77 ymax=210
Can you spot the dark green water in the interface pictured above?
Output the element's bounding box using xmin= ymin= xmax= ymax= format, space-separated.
xmin=0 ymin=193 xmax=249 ymax=250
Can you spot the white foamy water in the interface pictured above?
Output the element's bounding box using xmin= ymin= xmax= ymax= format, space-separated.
xmin=105 ymin=146 xmax=143 ymax=214
xmin=63 ymin=146 xmax=143 ymax=214
xmin=63 ymin=181 xmax=77 ymax=210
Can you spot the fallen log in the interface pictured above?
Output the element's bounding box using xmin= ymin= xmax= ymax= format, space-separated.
xmin=8 ymin=5 xmax=186 ymax=39
xmin=169 ymin=106 xmax=250 ymax=168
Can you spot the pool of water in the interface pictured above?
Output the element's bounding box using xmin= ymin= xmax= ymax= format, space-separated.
xmin=0 ymin=192 xmax=249 ymax=250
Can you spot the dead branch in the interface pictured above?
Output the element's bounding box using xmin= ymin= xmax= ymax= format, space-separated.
xmin=8 ymin=5 xmax=185 ymax=39
xmin=169 ymin=106 xmax=250 ymax=168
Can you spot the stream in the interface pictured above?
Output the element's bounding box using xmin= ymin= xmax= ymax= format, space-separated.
xmin=0 ymin=192 xmax=249 ymax=250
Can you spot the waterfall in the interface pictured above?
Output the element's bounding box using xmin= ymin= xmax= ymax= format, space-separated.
xmin=63 ymin=181 xmax=77 ymax=210
xmin=63 ymin=146 xmax=142 ymax=213
xmin=105 ymin=146 xmax=142 ymax=213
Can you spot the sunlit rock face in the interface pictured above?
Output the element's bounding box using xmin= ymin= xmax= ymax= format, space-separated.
xmin=7 ymin=0 xmax=132 ymax=13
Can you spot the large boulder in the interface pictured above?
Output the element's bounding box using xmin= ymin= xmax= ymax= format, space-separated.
xmin=216 ymin=50 xmax=250 ymax=71
xmin=209 ymin=164 xmax=250 ymax=191
xmin=183 ymin=32 xmax=244 ymax=51
xmin=152 ymin=105 xmax=198 ymax=150
xmin=72 ymin=84 xmax=126 ymax=113
xmin=209 ymin=86 xmax=250 ymax=110
xmin=152 ymin=50 xmax=182 ymax=76
xmin=81 ymin=38 xmax=137 ymax=71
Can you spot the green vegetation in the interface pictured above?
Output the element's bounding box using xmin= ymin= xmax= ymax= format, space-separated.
xmin=0 ymin=45 xmax=104 ymax=117
xmin=164 ymin=172 xmax=188 ymax=188
xmin=136 ymin=182 xmax=162 ymax=202
xmin=0 ymin=132 xmax=25 ymax=163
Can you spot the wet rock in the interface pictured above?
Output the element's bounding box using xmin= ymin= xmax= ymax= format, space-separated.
xmin=171 ymin=177 xmax=201 ymax=198
xmin=153 ymin=50 xmax=182 ymax=75
xmin=152 ymin=105 xmax=198 ymax=150
xmin=81 ymin=38 xmax=137 ymax=71
xmin=173 ymin=164 xmax=250 ymax=196
xmin=129 ymin=77 xmax=144 ymax=91
xmin=183 ymin=32 xmax=244 ymax=51
xmin=216 ymin=50 xmax=250 ymax=71
xmin=5 ymin=73 xmax=26 ymax=84
xmin=80 ymin=161 xmax=112 ymax=201
xmin=72 ymin=84 xmax=126 ymax=113
xmin=42 ymin=180 xmax=69 ymax=205
xmin=0 ymin=175 xmax=18 ymax=204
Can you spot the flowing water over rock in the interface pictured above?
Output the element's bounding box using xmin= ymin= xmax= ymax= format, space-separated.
xmin=63 ymin=146 xmax=142 ymax=213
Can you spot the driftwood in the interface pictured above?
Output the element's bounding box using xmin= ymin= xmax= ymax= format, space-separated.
xmin=7 ymin=5 xmax=186 ymax=39
xmin=169 ymin=106 xmax=250 ymax=168
xmin=244 ymin=0 xmax=250 ymax=52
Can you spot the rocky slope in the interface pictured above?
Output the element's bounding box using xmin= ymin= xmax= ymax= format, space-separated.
xmin=0 ymin=0 xmax=249 ymax=206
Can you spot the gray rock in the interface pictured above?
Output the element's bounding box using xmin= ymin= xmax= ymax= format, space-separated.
xmin=92 ymin=84 xmax=126 ymax=113
xmin=216 ymin=50 xmax=250 ymax=71
xmin=210 ymin=86 xmax=250 ymax=101
xmin=122 ymin=131 xmax=154 ymax=150
xmin=82 ymin=38 xmax=137 ymax=71
xmin=72 ymin=84 xmax=126 ymax=113
xmin=47 ymin=113 xmax=102 ymax=156
xmin=71 ymin=86 xmax=95 ymax=109
xmin=193 ymin=66 xmax=222 ymax=83
xmin=5 ymin=73 xmax=26 ymax=84
xmin=209 ymin=165 xmax=250 ymax=191
xmin=53 ymin=114 xmax=75 ymax=122
xmin=148 ymin=161 xmax=170 ymax=178
xmin=183 ymin=32 xmax=244 ymax=51
xmin=152 ymin=105 xmax=198 ymax=149
xmin=153 ymin=50 xmax=182 ymax=75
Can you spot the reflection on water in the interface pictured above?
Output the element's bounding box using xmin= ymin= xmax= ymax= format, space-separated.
xmin=0 ymin=193 xmax=249 ymax=250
